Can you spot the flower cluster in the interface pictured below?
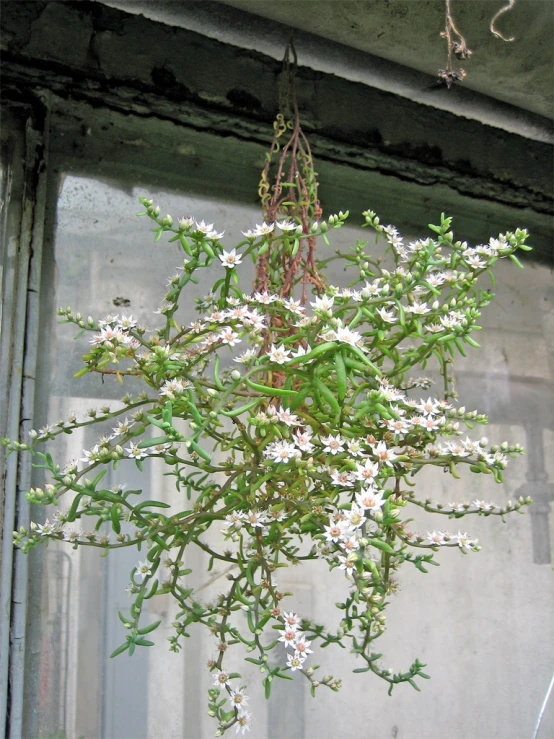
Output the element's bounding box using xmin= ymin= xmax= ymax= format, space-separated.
xmin=278 ymin=611 xmax=312 ymax=672
xmin=4 ymin=198 xmax=532 ymax=736
xmin=209 ymin=672 xmax=252 ymax=736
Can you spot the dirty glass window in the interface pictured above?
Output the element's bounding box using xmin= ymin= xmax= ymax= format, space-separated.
xmin=27 ymin=171 xmax=553 ymax=739
xmin=28 ymin=173 xmax=374 ymax=739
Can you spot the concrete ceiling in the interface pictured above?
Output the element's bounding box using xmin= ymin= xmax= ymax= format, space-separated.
xmin=219 ymin=0 xmax=553 ymax=118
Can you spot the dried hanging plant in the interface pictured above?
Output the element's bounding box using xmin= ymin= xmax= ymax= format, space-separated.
xmin=439 ymin=0 xmax=517 ymax=87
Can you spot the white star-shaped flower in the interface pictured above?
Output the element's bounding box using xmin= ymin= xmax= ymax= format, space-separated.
xmin=218 ymin=249 xmax=242 ymax=269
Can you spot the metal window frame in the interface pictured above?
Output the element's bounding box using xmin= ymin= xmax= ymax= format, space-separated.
xmin=0 ymin=97 xmax=49 ymax=738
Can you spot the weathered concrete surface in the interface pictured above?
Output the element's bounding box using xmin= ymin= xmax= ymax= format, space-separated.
xmin=221 ymin=0 xmax=554 ymax=118
xmin=1 ymin=1 xmax=552 ymax=259
xmin=98 ymin=0 xmax=553 ymax=142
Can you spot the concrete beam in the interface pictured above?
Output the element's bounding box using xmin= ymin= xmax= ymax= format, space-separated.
xmin=1 ymin=0 xmax=552 ymax=259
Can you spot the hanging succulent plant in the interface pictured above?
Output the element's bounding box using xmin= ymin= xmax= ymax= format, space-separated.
xmin=4 ymin=39 xmax=532 ymax=738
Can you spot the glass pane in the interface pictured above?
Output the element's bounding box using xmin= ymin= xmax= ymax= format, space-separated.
xmin=29 ymin=173 xmax=553 ymax=739
xmin=30 ymin=173 xmax=374 ymax=739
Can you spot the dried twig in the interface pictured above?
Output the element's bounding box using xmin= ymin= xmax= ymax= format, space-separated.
xmin=490 ymin=0 xmax=517 ymax=42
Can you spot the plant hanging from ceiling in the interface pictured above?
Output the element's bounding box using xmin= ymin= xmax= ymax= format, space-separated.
xmin=4 ymin=39 xmax=532 ymax=737
xmin=439 ymin=0 xmax=518 ymax=87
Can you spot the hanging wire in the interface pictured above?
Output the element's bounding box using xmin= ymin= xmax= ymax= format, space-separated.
xmin=256 ymin=35 xmax=324 ymax=303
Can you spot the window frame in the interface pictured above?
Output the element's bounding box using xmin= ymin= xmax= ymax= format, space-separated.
xmin=0 ymin=98 xmax=49 ymax=738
